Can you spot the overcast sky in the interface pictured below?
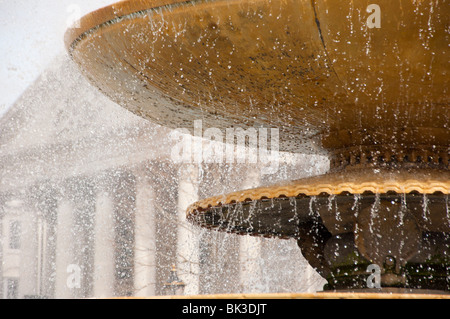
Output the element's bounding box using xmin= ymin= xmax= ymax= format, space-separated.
xmin=0 ymin=0 xmax=117 ymax=117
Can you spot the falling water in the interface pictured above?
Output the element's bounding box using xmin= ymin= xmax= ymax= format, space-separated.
xmin=369 ymin=193 xmax=381 ymax=235
xmin=351 ymin=193 xmax=361 ymax=218
xmin=288 ymin=196 xmax=298 ymax=224
xmin=244 ymin=200 xmax=257 ymax=233
xmin=422 ymin=193 xmax=430 ymax=223
xmin=446 ymin=194 xmax=450 ymax=229
xmin=308 ymin=196 xmax=317 ymax=218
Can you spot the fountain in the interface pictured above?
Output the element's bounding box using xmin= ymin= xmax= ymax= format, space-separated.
xmin=65 ymin=0 xmax=449 ymax=295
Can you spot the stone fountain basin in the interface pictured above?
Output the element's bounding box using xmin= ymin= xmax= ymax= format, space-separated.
xmin=65 ymin=0 xmax=449 ymax=293
xmin=187 ymin=168 xmax=450 ymax=238
xmin=186 ymin=168 xmax=449 ymax=291
xmin=65 ymin=0 xmax=449 ymax=155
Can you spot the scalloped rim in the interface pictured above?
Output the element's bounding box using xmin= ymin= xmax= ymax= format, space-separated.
xmin=187 ymin=168 xmax=450 ymax=217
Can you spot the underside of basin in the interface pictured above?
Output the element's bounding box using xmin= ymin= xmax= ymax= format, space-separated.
xmin=66 ymin=0 xmax=449 ymax=156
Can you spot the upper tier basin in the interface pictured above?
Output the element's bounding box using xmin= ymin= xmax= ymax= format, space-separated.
xmin=65 ymin=0 xmax=449 ymax=156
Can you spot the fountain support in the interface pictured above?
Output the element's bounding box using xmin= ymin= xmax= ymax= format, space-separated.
xmin=66 ymin=0 xmax=449 ymax=294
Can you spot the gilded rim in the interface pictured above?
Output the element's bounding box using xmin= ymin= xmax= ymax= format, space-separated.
xmin=186 ymin=168 xmax=450 ymax=217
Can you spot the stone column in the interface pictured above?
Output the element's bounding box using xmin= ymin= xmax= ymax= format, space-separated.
xmin=54 ymin=179 xmax=97 ymax=298
xmin=134 ymin=170 xmax=157 ymax=297
xmin=36 ymin=215 xmax=47 ymax=297
xmin=71 ymin=180 xmax=96 ymax=298
xmin=20 ymin=210 xmax=39 ymax=297
xmin=112 ymin=170 xmax=136 ymax=297
xmin=177 ymin=164 xmax=200 ymax=295
xmin=42 ymin=199 xmax=58 ymax=299
xmin=239 ymin=166 xmax=263 ymax=293
xmin=92 ymin=190 xmax=115 ymax=298
xmin=54 ymin=198 xmax=75 ymax=298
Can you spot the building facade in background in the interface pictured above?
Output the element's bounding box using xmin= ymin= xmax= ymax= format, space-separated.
xmin=0 ymin=55 xmax=327 ymax=298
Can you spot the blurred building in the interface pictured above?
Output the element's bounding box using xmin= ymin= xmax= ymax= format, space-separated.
xmin=0 ymin=54 xmax=327 ymax=298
